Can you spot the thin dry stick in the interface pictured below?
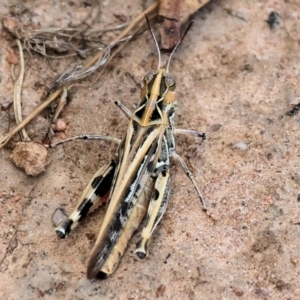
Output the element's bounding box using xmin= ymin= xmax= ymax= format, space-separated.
xmin=52 ymin=87 xmax=67 ymax=122
xmin=0 ymin=1 xmax=159 ymax=149
xmin=83 ymin=1 xmax=158 ymax=69
xmin=14 ymin=39 xmax=31 ymax=142
xmin=69 ymin=4 xmax=158 ymax=88
xmin=76 ymin=17 xmax=149 ymax=89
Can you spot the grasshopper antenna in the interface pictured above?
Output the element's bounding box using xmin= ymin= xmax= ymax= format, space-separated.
xmin=145 ymin=15 xmax=161 ymax=70
xmin=166 ymin=20 xmax=194 ymax=73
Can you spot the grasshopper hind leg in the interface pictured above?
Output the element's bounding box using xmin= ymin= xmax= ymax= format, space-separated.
xmin=135 ymin=169 xmax=171 ymax=258
xmin=135 ymin=135 xmax=171 ymax=258
xmin=56 ymin=160 xmax=115 ymax=238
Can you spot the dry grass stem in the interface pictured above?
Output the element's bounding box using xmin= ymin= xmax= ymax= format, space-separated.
xmin=52 ymin=88 xmax=68 ymax=122
xmin=13 ymin=39 xmax=31 ymax=142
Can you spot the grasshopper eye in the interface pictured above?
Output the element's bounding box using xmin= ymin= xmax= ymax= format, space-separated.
xmin=165 ymin=75 xmax=176 ymax=90
xmin=143 ymin=71 xmax=156 ymax=84
xmin=141 ymin=71 xmax=156 ymax=99
xmin=163 ymin=75 xmax=176 ymax=103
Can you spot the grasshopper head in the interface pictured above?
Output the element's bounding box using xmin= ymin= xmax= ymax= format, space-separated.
xmin=140 ymin=69 xmax=176 ymax=104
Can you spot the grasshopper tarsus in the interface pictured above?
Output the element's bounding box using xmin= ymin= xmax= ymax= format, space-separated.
xmin=174 ymin=128 xmax=206 ymax=140
xmin=135 ymin=249 xmax=147 ymax=259
xmin=55 ymin=220 xmax=72 ymax=239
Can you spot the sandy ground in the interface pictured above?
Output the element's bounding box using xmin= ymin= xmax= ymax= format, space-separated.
xmin=1 ymin=0 xmax=300 ymax=299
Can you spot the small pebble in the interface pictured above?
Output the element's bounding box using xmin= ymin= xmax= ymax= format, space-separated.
xmin=55 ymin=119 xmax=67 ymax=132
xmin=7 ymin=48 xmax=18 ymax=64
xmin=210 ymin=124 xmax=222 ymax=132
xmin=1 ymin=101 xmax=12 ymax=111
xmin=232 ymin=142 xmax=248 ymax=151
xmin=86 ymin=232 xmax=96 ymax=240
xmin=10 ymin=142 xmax=50 ymax=176
xmin=2 ymin=16 xmax=17 ymax=34
xmin=10 ymin=195 xmax=22 ymax=202
xmin=59 ymin=132 xmax=67 ymax=140
xmin=52 ymin=208 xmax=67 ymax=227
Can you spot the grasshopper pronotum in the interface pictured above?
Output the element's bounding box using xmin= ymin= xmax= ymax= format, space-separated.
xmin=53 ymin=19 xmax=207 ymax=279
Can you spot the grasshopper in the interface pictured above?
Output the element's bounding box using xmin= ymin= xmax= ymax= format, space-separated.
xmin=53 ymin=19 xmax=207 ymax=279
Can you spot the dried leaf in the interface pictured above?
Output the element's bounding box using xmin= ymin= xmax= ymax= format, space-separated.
xmin=159 ymin=0 xmax=211 ymax=49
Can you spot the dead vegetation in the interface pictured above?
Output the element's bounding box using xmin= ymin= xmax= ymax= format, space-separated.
xmin=0 ymin=0 xmax=211 ymax=174
xmin=0 ymin=2 xmax=158 ymax=153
